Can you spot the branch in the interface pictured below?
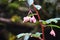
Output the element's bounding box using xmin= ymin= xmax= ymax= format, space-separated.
xmin=32 ymin=4 xmax=45 ymax=40
xmin=0 ymin=17 xmax=37 ymax=28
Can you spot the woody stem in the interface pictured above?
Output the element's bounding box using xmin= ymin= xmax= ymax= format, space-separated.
xmin=32 ymin=4 xmax=45 ymax=40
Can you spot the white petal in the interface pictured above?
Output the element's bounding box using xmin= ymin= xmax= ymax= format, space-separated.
xmin=27 ymin=0 xmax=34 ymax=6
xmin=34 ymin=5 xmax=41 ymax=10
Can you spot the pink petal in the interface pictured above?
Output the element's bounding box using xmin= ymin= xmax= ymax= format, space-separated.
xmin=23 ymin=16 xmax=31 ymax=23
xmin=50 ymin=29 xmax=56 ymax=37
xmin=41 ymin=39 xmax=43 ymax=40
xmin=30 ymin=16 xmax=36 ymax=23
xmin=39 ymin=38 xmax=43 ymax=40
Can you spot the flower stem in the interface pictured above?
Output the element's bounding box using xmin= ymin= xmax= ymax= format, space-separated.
xmin=32 ymin=4 xmax=45 ymax=40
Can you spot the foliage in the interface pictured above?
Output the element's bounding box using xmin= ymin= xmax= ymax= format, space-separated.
xmin=0 ymin=0 xmax=60 ymax=40
xmin=47 ymin=25 xmax=60 ymax=29
xmin=16 ymin=32 xmax=42 ymax=40
xmin=8 ymin=2 xmax=20 ymax=9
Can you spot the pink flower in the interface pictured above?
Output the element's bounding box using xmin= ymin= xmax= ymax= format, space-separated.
xmin=50 ymin=29 xmax=56 ymax=37
xmin=23 ymin=16 xmax=36 ymax=23
xmin=41 ymin=39 xmax=43 ymax=40
xmin=30 ymin=16 xmax=36 ymax=23
xmin=23 ymin=16 xmax=31 ymax=23
xmin=39 ymin=37 xmax=43 ymax=40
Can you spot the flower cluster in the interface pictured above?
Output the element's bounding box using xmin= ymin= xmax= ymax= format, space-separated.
xmin=23 ymin=16 xmax=36 ymax=23
xmin=22 ymin=0 xmax=58 ymax=40
xmin=50 ymin=29 xmax=56 ymax=37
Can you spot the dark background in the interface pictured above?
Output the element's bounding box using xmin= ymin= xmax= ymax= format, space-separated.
xmin=0 ymin=0 xmax=60 ymax=40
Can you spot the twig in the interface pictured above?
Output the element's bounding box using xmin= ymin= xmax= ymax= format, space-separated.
xmin=32 ymin=4 xmax=45 ymax=40
xmin=0 ymin=17 xmax=37 ymax=28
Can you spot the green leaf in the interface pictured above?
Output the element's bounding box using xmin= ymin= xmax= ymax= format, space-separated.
xmin=31 ymin=32 xmax=42 ymax=37
xmin=42 ymin=21 xmax=47 ymax=24
xmin=47 ymin=25 xmax=60 ymax=29
xmin=28 ymin=13 xmax=37 ymax=17
xmin=17 ymin=33 xmax=25 ymax=38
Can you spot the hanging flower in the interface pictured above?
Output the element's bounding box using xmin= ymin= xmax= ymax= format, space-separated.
xmin=23 ymin=16 xmax=31 ymax=23
xmin=41 ymin=38 xmax=43 ymax=40
xmin=50 ymin=29 xmax=56 ymax=37
xmin=30 ymin=16 xmax=36 ymax=23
